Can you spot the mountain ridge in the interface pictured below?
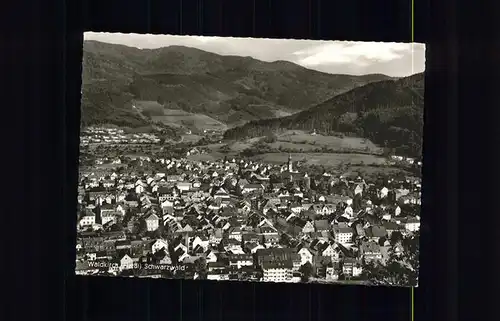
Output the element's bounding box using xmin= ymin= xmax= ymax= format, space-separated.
xmin=80 ymin=40 xmax=394 ymax=130
xmin=224 ymin=72 xmax=425 ymax=157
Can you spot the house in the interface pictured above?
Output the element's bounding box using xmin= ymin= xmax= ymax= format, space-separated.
xmin=379 ymin=187 xmax=389 ymax=199
xmin=360 ymin=241 xmax=383 ymax=262
xmin=256 ymin=248 xmax=297 ymax=266
xmin=354 ymin=184 xmax=363 ymax=195
xmin=160 ymin=200 xmax=174 ymax=215
xmin=207 ymin=269 xmax=230 ymax=281
xmin=135 ymin=185 xmax=145 ymax=194
xmin=395 ymin=188 xmax=411 ymax=200
xmin=302 ymin=221 xmax=315 ymax=234
xmin=176 ymin=182 xmax=192 ymax=192
xmin=228 ymin=226 xmax=243 ymax=242
xmin=151 ymin=239 xmax=169 ymax=254
xmin=399 ymin=217 xmax=420 ymax=232
xmin=297 ymin=247 xmax=314 ymax=265
xmin=342 ymin=258 xmax=362 ymax=277
xmin=191 ymin=235 xmax=209 ymax=252
xmin=314 ymin=204 xmax=336 ymax=216
xmin=325 ymin=262 xmax=340 ymax=281
xmin=399 ymin=193 xmax=421 ymax=205
xmin=145 ymin=213 xmax=160 ymax=232
xmin=85 ymin=252 xmax=97 ymax=261
xmin=313 ymin=255 xmax=333 ymax=277
xmin=156 ymin=250 xmax=172 ymax=265
xmin=320 ymin=243 xmax=339 ymax=261
xmin=332 ymin=223 xmax=354 ymax=245
xmin=101 ymin=240 xmax=117 ymax=255
xmin=242 ymin=184 xmax=264 ymax=194
xmin=125 ymin=200 xmax=139 ymax=208
xmin=224 ymin=239 xmax=245 ymax=254
xmin=209 ymin=228 xmax=224 ymax=245
xmin=100 ymin=211 xmax=117 ymax=226
xmin=79 ymin=211 xmax=96 ymax=227
xmin=114 ymin=240 xmax=131 ymax=252
xmin=120 ymin=254 xmax=135 ymax=271
xmin=214 ymin=188 xmax=230 ymax=200
xmin=343 ymin=206 xmax=354 ymax=218
xmin=262 ymin=261 xmax=293 ymax=283
xmin=205 ymin=250 xmax=218 ymax=263
xmin=290 ymin=203 xmax=303 ymax=214
xmin=228 ymin=254 xmax=253 ymax=269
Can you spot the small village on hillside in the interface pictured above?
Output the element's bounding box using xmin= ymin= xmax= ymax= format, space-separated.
xmin=76 ymin=130 xmax=421 ymax=286
xmin=80 ymin=127 xmax=162 ymax=145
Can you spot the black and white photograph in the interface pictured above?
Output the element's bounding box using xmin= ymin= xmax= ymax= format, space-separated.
xmin=76 ymin=32 xmax=424 ymax=287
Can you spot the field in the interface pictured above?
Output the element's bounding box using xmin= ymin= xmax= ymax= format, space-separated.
xmin=187 ymin=153 xmax=223 ymax=162
xmin=223 ymin=137 xmax=262 ymax=152
xmin=268 ymin=141 xmax=317 ymax=152
xmin=217 ymin=130 xmax=383 ymax=155
xmin=181 ymin=134 xmax=204 ymax=143
xmin=151 ymin=109 xmax=227 ymax=132
xmin=131 ymin=100 xmax=227 ymax=132
xmin=275 ymin=130 xmax=382 ymax=153
xmin=251 ymin=153 xmax=388 ymax=167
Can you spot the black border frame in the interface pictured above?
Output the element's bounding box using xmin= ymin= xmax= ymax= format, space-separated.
xmin=5 ymin=0 xmax=463 ymax=320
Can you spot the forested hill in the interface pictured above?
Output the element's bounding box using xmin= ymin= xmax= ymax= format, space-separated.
xmin=224 ymin=73 xmax=425 ymax=157
xmin=81 ymin=40 xmax=393 ymax=128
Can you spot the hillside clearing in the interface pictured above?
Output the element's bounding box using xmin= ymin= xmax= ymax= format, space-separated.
xmin=276 ymin=130 xmax=382 ymax=153
xmin=151 ymin=108 xmax=227 ymax=132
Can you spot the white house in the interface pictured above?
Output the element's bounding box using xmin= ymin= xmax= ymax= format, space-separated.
xmin=120 ymin=254 xmax=134 ymax=271
xmin=379 ymin=187 xmax=389 ymax=199
xmin=192 ymin=236 xmax=210 ymax=252
xmin=344 ymin=206 xmax=354 ymax=218
xmin=333 ymin=223 xmax=353 ymax=245
xmin=205 ymin=250 xmax=218 ymax=263
xmin=79 ymin=213 xmax=95 ymax=227
xmin=145 ymin=213 xmax=160 ymax=232
xmin=228 ymin=254 xmax=253 ymax=270
xmin=342 ymin=259 xmax=363 ymax=277
xmin=402 ymin=217 xmax=420 ymax=232
xmin=135 ymin=185 xmax=145 ymax=194
xmin=326 ymin=265 xmax=339 ymax=281
xmin=262 ymin=262 xmax=293 ymax=283
xmin=151 ymin=239 xmax=169 ymax=253
xmin=302 ymin=221 xmax=315 ymax=234
xmin=297 ymin=247 xmax=313 ymax=265
xmin=321 ymin=244 xmax=339 ymax=261
xmin=176 ymin=182 xmax=192 ymax=192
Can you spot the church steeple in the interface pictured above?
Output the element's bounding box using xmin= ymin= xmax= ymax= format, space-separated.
xmin=288 ymin=154 xmax=293 ymax=172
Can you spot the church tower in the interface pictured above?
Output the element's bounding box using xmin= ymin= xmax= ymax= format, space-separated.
xmin=287 ymin=154 xmax=293 ymax=172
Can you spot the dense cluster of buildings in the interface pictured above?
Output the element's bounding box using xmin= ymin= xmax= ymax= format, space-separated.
xmin=80 ymin=127 xmax=161 ymax=145
xmin=76 ymin=152 xmax=421 ymax=283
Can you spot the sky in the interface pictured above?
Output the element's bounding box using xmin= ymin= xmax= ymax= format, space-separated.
xmin=84 ymin=32 xmax=425 ymax=78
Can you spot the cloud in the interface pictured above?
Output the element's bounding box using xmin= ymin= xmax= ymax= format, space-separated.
xmin=293 ymin=42 xmax=415 ymax=67
xmin=84 ymin=32 xmax=425 ymax=77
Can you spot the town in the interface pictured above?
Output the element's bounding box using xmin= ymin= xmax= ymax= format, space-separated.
xmin=76 ymin=129 xmax=421 ymax=286
xmin=80 ymin=126 xmax=162 ymax=145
